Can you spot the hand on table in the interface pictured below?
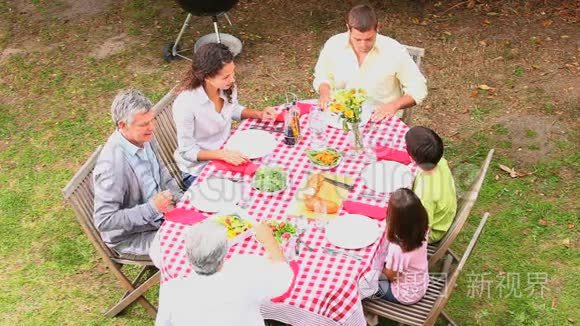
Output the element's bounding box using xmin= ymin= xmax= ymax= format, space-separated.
xmin=318 ymin=93 xmax=331 ymax=110
xmin=371 ymin=102 xmax=400 ymax=122
xmin=260 ymin=107 xmax=278 ymax=122
xmin=255 ymin=222 xmax=286 ymax=262
xmin=220 ymin=150 xmax=249 ymax=166
xmin=255 ymin=222 xmax=276 ymax=245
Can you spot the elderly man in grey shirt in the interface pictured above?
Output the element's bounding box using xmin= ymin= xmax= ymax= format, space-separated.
xmin=93 ymin=89 xmax=182 ymax=258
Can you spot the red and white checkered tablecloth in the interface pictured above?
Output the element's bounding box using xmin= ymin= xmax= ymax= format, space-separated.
xmin=157 ymin=108 xmax=415 ymax=325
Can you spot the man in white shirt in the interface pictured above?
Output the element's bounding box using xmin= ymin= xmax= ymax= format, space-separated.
xmin=156 ymin=220 xmax=293 ymax=326
xmin=313 ymin=4 xmax=427 ymax=121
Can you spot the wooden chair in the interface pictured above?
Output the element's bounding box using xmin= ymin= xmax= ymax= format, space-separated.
xmin=151 ymin=88 xmax=185 ymax=190
xmin=427 ymin=149 xmax=494 ymax=272
xmin=401 ymin=45 xmax=425 ymax=126
xmin=363 ymin=212 xmax=490 ymax=326
xmin=62 ymin=146 xmax=160 ymax=318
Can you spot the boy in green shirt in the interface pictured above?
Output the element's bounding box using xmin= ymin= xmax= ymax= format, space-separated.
xmin=405 ymin=127 xmax=457 ymax=243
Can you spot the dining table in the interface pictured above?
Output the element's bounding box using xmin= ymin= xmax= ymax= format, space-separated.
xmin=156 ymin=100 xmax=417 ymax=325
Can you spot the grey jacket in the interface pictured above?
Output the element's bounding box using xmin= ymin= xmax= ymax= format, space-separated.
xmin=93 ymin=131 xmax=182 ymax=255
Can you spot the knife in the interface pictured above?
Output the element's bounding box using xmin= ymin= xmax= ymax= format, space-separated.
xmin=249 ymin=125 xmax=283 ymax=133
xmin=323 ymin=177 xmax=354 ymax=191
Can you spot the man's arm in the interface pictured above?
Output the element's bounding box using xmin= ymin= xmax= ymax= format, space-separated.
xmin=371 ymin=46 xmax=428 ymax=121
xmin=396 ymin=46 xmax=428 ymax=106
xmin=313 ymin=40 xmax=335 ymax=108
xmin=93 ymin=158 xmax=161 ymax=232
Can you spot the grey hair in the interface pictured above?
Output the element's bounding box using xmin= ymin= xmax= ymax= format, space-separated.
xmin=111 ymin=89 xmax=153 ymax=126
xmin=185 ymin=220 xmax=228 ymax=276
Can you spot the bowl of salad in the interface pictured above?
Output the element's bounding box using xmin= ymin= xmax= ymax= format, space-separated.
xmin=267 ymin=220 xmax=297 ymax=243
xmin=306 ymin=147 xmax=342 ymax=170
xmin=211 ymin=207 xmax=257 ymax=246
xmin=251 ymin=165 xmax=288 ymax=195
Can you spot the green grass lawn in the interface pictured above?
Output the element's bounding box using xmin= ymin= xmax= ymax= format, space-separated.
xmin=1 ymin=0 xmax=578 ymax=325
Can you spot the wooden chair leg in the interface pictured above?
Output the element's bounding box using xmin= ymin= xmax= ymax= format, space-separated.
xmin=442 ymin=253 xmax=454 ymax=275
xmin=448 ymin=249 xmax=460 ymax=262
xmin=105 ymin=271 xmax=160 ymax=318
xmin=120 ymin=265 xmax=152 ymax=299
xmin=441 ymin=311 xmax=457 ymax=326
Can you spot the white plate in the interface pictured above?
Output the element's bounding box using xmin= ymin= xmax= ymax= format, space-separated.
xmin=325 ymin=214 xmax=382 ymax=249
xmin=187 ymin=178 xmax=243 ymax=213
xmin=225 ymin=130 xmax=278 ymax=159
xmin=361 ymin=161 xmax=414 ymax=194
xmin=209 ymin=207 xmax=257 ymax=247
xmin=327 ymin=102 xmax=373 ymax=129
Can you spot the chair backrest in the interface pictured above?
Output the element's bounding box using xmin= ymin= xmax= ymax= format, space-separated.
xmin=404 ymin=45 xmax=425 ymax=69
xmin=151 ymin=88 xmax=184 ymax=190
xmin=424 ymin=212 xmax=489 ymax=326
xmin=401 ymin=45 xmax=425 ymax=125
xmin=62 ymin=146 xmax=118 ymax=260
xmin=428 ymin=149 xmax=495 ymax=267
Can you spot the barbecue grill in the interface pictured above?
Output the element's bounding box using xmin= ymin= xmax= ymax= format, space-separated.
xmin=163 ymin=0 xmax=242 ymax=61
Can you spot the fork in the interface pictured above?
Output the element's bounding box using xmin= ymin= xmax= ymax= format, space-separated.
xmin=360 ymin=189 xmax=386 ymax=200
xmin=322 ymin=247 xmax=364 ymax=260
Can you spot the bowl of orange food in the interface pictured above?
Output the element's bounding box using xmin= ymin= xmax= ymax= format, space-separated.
xmin=306 ymin=148 xmax=342 ymax=170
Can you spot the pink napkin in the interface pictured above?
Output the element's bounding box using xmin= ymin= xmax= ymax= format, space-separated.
xmin=213 ymin=160 xmax=260 ymax=176
xmin=271 ymin=260 xmax=300 ymax=303
xmin=375 ymin=145 xmax=412 ymax=165
xmin=164 ymin=207 xmax=207 ymax=225
xmin=275 ymin=102 xmax=315 ymax=122
xmin=342 ymin=201 xmax=387 ymax=221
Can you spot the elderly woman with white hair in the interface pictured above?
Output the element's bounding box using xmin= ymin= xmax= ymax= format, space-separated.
xmin=93 ymin=89 xmax=182 ymax=259
xmin=156 ymin=220 xmax=293 ymax=326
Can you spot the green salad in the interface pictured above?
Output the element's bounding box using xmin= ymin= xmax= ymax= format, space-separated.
xmin=252 ymin=166 xmax=287 ymax=193
xmin=267 ymin=221 xmax=297 ymax=243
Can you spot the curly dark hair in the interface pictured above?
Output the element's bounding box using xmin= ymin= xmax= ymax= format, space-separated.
xmin=177 ymin=43 xmax=235 ymax=103
xmin=386 ymin=188 xmax=429 ymax=252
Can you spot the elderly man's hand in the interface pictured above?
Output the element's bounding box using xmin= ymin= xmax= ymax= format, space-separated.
xmin=255 ymin=222 xmax=276 ymax=245
xmin=371 ymin=102 xmax=400 ymax=122
xmin=260 ymin=107 xmax=278 ymax=122
xmin=152 ymin=190 xmax=173 ymax=213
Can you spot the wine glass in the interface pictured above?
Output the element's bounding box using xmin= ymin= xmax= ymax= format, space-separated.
xmin=363 ymin=134 xmax=378 ymax=164
xmin=313 ymin=200 xmax=328 ymax=231
xmin=308 ymin=107 xmax=328 ymax=149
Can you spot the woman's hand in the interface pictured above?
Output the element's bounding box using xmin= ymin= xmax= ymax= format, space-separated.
xmin=260 ymin=107 xmax=278 ymax=122
xmin=219 ymin=150 xmax=249 ymax=165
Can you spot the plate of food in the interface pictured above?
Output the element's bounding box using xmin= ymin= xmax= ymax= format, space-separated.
xmin=211 ymin=208 xmax=257 ymax=246
xmin=288 ymin=173 xmax=353 ymax=219
xmin=306 ymin=148 xmax=342 ymax=170
xmin=252 ymin=165 xmax=288 ymax=195
xmin=267 ymin=220 xmax=297 ymax=243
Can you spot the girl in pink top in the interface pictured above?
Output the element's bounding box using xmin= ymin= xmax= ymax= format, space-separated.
xmin=377 ymin=188 xmax=429 ymax=305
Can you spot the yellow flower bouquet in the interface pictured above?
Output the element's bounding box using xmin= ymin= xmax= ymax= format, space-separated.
xmin=328 ymin=88 xmax=367 ymax=128
xmin=328 ymin=88 xmax=367 ymax=152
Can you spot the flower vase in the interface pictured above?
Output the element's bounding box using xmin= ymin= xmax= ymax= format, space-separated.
xmin=346 ymin=121 xmax=364 ymax=157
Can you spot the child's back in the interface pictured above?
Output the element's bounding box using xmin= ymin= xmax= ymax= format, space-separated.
xmin=405 ymin=126 xmax=457 ymax=243
xmin=413 ymin=157 xmax=457 ymax=243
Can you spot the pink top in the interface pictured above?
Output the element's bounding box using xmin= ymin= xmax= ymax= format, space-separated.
xmin=383 ymin=237 xmax=429 ymax=304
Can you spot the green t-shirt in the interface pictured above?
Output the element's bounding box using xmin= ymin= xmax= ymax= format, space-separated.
xmin=413 ymin=157 xmax=457 ymax=243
